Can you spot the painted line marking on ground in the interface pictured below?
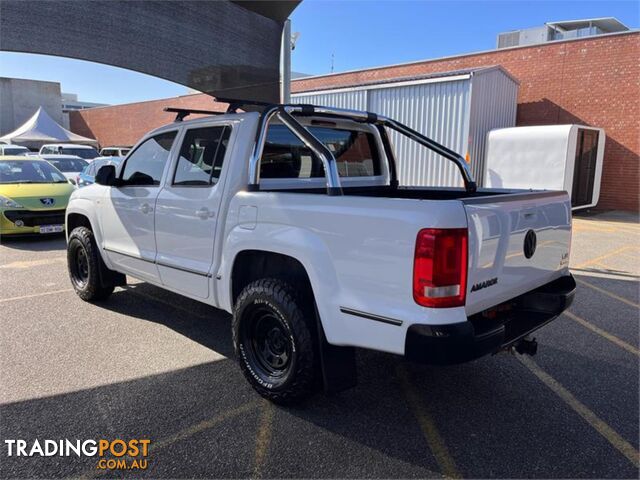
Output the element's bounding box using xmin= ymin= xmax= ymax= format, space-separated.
xmin=252 ymin=400 xmax=275 ymax=479
xmin=397 ymin=365 xmax=461 ymax=479
xmin=81 ymin=400 xmax=261 ymax=479
xmin=592 ymin=262 xmax=640 ymax=277
xmin=518 ymin=355 xmax=640 ymax=468
xmin=575 ymin=277 xmax=640 ymax=309
xmin=565 ymin=311 xmax=639 ymax=356
xmin=570 ymin=267 xmax=639 ymax=282
xmin=572 ymin=221 xmax=640 ymax=234
xmin=153 ymin=400 xmax=260 ymax=451
xmin=572 ymin=224 xmax=617 ymax=233
xmin=0 ymin=288 xmax=73 ymax=303
xmin=573 ymin=246 xmax=634 ymax=269
xmin=593 ymin=260 xmax=640 ymax=275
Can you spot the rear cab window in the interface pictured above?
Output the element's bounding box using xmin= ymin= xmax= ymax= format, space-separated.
xmin=259 ymin=122 xmax=386 ymax=189
xmin=173 ymin=126 xmax=231 ymax=186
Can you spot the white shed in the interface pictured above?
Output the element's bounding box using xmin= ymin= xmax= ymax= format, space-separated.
xmin=292 ymin=66 xmax=519 ymax=187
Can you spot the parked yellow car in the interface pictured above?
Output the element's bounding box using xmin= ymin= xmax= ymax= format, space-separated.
xmin=0 ymin=156 xmax=75 ymax=235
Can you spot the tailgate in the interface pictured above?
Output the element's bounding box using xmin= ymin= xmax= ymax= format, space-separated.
xmin=464 ymin=191 xmax=572 ymax=315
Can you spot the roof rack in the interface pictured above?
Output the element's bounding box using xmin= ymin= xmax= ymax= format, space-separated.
xmin=164 ymin=107 xmax=224 ymax=122
xmin=215 ymin=97 xmax=273 ymax=113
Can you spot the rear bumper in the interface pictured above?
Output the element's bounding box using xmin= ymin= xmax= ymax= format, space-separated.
xmin=404 ymin=274 xmax=576 ymax=365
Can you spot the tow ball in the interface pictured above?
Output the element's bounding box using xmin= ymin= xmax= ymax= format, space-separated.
xmin=512 ymin=336 xmax=538 ymax=356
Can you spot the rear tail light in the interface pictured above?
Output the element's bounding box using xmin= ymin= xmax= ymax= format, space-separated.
xmin=413 ymin=228 xmax=468 ymax=308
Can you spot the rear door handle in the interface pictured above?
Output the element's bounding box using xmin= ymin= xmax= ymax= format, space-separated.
xmin=196 ymin=207 xmax=214 ymax=219
xmin=139 ymin=203 xmax=153 ymax=214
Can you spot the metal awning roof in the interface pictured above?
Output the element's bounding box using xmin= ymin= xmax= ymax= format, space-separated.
xmin=292 ymin=65 xmax=519 ymax=95
xmin=0 ymin=0 xmax=300 ymax=103
xmin=546 ymin=17 xmax=629 ymax=33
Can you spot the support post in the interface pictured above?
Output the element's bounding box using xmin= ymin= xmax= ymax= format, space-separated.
xmin=280 ymin=19 xmax=292 ymax=103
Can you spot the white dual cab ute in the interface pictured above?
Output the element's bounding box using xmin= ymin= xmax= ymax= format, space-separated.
xmin=65 ymin=101 xmax=576 ymax=404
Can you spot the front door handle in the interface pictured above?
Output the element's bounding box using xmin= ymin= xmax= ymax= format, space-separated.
xmin=196 ymin=207 xmax=213 ymax=219
xmin=139 ymin=203 xmax=153 ymax=214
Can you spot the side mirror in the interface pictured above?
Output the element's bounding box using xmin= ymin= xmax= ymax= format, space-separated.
xmin=95 ymin=165 xmax=117 ymax=186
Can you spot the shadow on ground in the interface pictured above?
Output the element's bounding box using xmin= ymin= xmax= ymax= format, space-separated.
xmin=1 ymin=276 xmax=638 ymax=479
xmin=0 ymin=234 xmax=66 ymax=251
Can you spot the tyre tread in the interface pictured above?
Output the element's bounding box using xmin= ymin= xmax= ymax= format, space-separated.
xmin=67 ymin=226 xmax=114 ymax=302
xmin=232 ymin=277 xmax=318 ymax=404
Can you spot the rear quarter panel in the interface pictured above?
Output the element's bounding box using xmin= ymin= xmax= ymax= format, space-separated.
xmin=219 ymin=191 xmax=470 ymax=355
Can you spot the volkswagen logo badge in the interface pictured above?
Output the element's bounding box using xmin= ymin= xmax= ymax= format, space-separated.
xmin=40 ymin=198 xmax=55 ymax=206
xmin=524 ymin=229 xmax=537 ymax=259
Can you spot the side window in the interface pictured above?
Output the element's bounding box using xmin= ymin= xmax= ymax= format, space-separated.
xmin=121 ymin=131 xmax=176 ymax=186
xmin=173 ymin=126 xmax=231 ymax=186
xmin=260 ymin=124 xmax=380 ymax=179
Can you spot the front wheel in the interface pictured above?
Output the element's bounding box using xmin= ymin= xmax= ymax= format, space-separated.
xmin=232 ymin=278 xmax=319 ymax=404
xmin=67 ymin=226 xmax=114 ymax=301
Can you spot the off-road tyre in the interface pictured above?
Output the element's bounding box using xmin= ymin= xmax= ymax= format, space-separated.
xmin=67 ymin=226 xmax=115 ymax=301
xmin=232 ymin=278 xmax=319 ymax=404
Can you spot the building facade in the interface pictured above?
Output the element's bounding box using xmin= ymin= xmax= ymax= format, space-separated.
xmin=69 ymin=31 xmax=639 ymax=211
xmin=61 ymin=93 xmax=107 ymax=129
xmin=0 ymin=77 xmax=107 ymax=135
xmin=0 ymin=77 xmax=63 ymax=135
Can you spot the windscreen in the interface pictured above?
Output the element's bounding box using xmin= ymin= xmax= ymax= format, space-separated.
xmin=0 ymin=160 xmax=68 ymax=184
xmin=48 ymin=158 xmax=89 ymax=172
xmin=261 ymin=125 xmax=381 ymax=179
xmin=3 ymin=147 xmax=29 ymax=156
xmin=60 ymin=148 xmax=99 ymax=159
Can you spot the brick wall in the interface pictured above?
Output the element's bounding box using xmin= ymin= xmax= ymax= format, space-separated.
xmin=70 ymin=32 xmax=640 ymax=211
xmin=70 ymin=94 xmax=226 ymax=148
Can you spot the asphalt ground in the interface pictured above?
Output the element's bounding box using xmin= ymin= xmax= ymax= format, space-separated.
xmin=0 ymin=211 xmax=638 ymax=479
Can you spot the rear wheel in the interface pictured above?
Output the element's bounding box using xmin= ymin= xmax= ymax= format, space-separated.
xmin=67 ymin=226 xmax=114 ymax=301
xmin=232 ymin=278 xmax=319 ymax=404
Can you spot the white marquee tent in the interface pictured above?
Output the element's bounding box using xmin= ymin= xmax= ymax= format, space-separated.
xmin=0 ymin=107 xmax=98 ymax=149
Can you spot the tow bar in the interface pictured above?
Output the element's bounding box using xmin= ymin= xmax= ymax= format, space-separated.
xmin=513 ymin=336 xmax=538 ymax=356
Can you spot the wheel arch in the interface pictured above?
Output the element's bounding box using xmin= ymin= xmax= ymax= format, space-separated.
xmin=67 ymin=212 xmax=93 ymax=233
xmin=65 ymin=200 xmax=112 ymax=271
xmin=231 ymin=250 xmax=314 ymax=306
xmin=229 ymin=248 xmax=358 ymax=395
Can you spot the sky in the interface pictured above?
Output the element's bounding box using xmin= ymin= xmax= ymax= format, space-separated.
xmin=0 ymin=0 xmax=637 ymax=105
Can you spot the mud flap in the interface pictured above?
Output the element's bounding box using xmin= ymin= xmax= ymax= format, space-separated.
xmin=97 ymin=250 xmax=126 ymax=288
xmin=316 ymin=317 xmax=358 ymax=394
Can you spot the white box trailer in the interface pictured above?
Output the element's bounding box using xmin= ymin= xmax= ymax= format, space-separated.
xmin=484 ymin=125 xmax=605 ymax=210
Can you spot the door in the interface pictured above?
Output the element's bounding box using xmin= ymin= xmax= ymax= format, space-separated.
xmin=154 ymin=125 xmax=232 ymax=299
xmin=571 ymin=129 xmax=599 ymax=207
xmin=100 ymin=130 xmax=177 ymax=282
